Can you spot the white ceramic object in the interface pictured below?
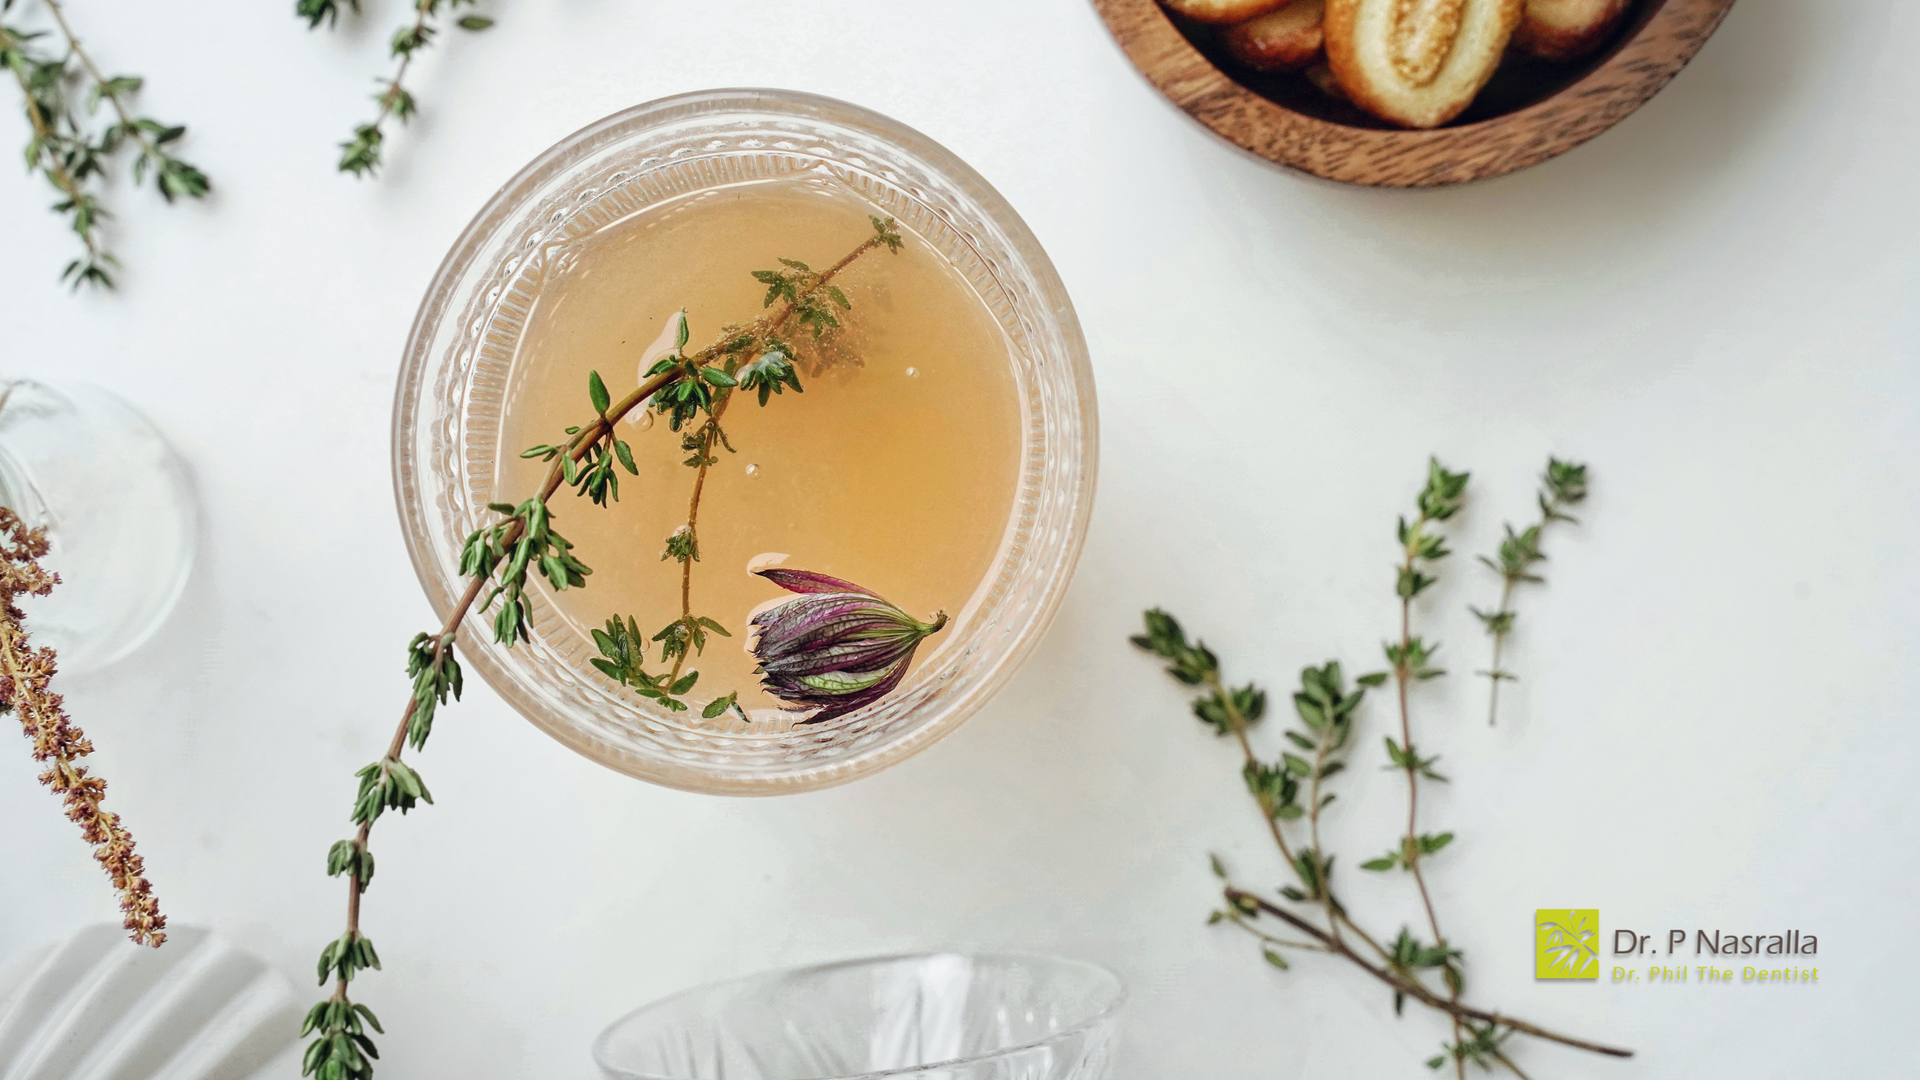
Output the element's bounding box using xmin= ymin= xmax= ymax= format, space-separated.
xmin=0 ymin=925 xmax=299 ymax=1080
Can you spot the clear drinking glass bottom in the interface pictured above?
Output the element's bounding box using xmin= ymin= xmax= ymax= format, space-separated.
xmin=0 ymin=380 xmax=196 ymax=674
xmin=593 ymin=953 xmax=1123 ymax=1080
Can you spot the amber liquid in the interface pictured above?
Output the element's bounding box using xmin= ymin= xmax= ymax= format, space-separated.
xmin=496 ymin=178 xmax=1021 ymax=714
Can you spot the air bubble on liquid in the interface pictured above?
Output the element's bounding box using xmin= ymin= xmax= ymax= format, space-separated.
xmin=746 ymin=551 xmax=790 ymax=574
xmin=632 ymin=411 xmax=654 ymax=431
xmin=904 ymin=367 xmax=919 ymax=378
xmin=745 ymin=463 xmax=761 ymax=478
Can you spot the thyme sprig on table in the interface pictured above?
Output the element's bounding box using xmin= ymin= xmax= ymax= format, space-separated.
xmin=297 ymin=0 xmax=494 ymax=176
xmin=0 ymin=0 xmax=209 ymax=288
xmin=1133 ymin=459 xmax=1627 ymax=1077
xmin=1473 ymin=459 xmax=1589 ymax=726
xmin=1376 ymin=459 xmax=1467 ymax=933
xmin=1 ymin=508 xmax=166 ymax=947
xmin=1373 ymin=459 xmax=1471 ymax=1065
xmin=303 ymin=219 xmax=900 ymax=1080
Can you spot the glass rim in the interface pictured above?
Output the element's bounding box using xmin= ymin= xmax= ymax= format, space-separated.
xmin=392 ymin=88 xmax=1097 ymax=793
xmin=590 ymin=951 xmax=1128 ymax=1080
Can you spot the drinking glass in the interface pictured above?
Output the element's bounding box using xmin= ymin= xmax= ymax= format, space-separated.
xmin=392 ymin=90 xmax=1097 ymax=793
xmin=593 ymin=953 xmax=1124 ymax=1080
xmin=0 ymin=380 xmax=195 ymax=674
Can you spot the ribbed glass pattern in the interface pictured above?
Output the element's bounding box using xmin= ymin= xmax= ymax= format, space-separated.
xmin=592 ymin=953 xmax=1123 ymax=1080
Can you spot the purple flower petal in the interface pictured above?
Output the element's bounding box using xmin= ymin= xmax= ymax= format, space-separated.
xmin=793 ymin=661 xmax=912 ymax=725
xmin=748 ymin=599 xmax=898 ymax=661
xmin=757 ymin=635 xmax=920 ymax=679
xmin=750 ymin=596 xmax=897 ymax=658
xmin=755 ymin=567 xmax=884 ymax=599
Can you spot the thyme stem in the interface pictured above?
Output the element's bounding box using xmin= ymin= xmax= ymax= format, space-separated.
xmin=1389 ymin=463 xmax=1469 ymax=1077
xmin=329 ymin=0 xmax=496 ymax=176
xmin=1395 ymin=537 xmax=1458 ymax=1079
xmin=0 ymin=30 xmax=107 ymax=276
xmin=1219 ymin=678 xmax=1297 ymax=869
xmin=668 ymin=416 xmax=719 ymax=686
xmin=1212 ymin=667 xmax=1370 ymax=954
xmin=1485 ymin=575 xmax=1517 ymax=724
xmin=663 ymin=232 xmax=884 ymax=683
xmin=1224 ymin=909 xmax=1331 ymax=954
xmin=365 ymin=0 xmax=430 ymax=154
xmin=1494 ymin=1048 xmax=1537 ymax=1080
xmin=1395 ymin=546 xmax=1444 ymax=948
xmin=308 ymin=230 xmax=893 ymax=1076
xmin=1477 ymin=460 xmax=1588 ymax=727
xmin=41 ymin=0 xmax=151 ymax=158
xmin=1301 ymin=692 xmax=1345 ymax=951
xmin=1224 ymin=888 xmax=1633 ymax=1060
xmin=3 ymin=0 xmax=207 ymax=285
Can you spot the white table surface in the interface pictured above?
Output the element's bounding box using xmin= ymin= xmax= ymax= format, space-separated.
xmin=3 ymin=1 xmax=1915 ymax=1077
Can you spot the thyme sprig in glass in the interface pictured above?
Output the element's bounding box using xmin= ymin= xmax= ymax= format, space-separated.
xmin=1473 ymin=458 xmax=1589 ymax=726
xmin=297 ymin=0 xmax=494 ymax=176
xmin=1132 ymin=459 xmax=1632 ymax=1077
xmin=303 ymin=218 xmax=902 ymax=1080
xmin=578 ymin=217 xmax=904 ymax=718
xmin=0 ymin=0 xmax=209 ymax=288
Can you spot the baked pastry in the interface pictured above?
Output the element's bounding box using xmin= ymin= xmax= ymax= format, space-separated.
xmin=1324 ymin=0 xmax=1523 ymax=128
xmin=1223 ymin=0 xmax=1327 ymax=72
xmin=1161 ymin=0 xmax=1294 ymax=26
xmin=1512 ymin=0 xmax=1630 ymax=60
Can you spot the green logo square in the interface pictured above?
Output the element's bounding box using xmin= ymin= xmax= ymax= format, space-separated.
xmin=1535 ymin=909 xmax=1600 ymax=979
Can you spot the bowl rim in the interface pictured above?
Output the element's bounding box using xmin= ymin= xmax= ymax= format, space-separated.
xmin=590 ymin=951 xmax=1129 ymax=1080
xmin=1091 ymin=0 xmax=1739 ymax=187
xmin=390 ymin=88 xmax=1099 ymax=794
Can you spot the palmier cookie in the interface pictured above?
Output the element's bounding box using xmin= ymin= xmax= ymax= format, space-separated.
xmin=1223 ymin=0 xmax=1327 ymax=72
xmin=1324 ymin=0 xmax=1523 ymax=129
xmin=1513 ymin=0 xmax=1630 ymax=60
xmin=1161 ymin=0 xmax=1294 ymax=26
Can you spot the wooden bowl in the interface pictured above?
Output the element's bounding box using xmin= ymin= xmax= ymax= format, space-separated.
xmin=1092 ymin=0 xmax=1737 ymax=187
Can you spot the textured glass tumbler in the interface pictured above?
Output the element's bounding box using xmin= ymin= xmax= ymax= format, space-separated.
xmin=593 ymin=954 xmax=1124 ymax=1080
xmin=0 ymin=380 xmax=195 ymax=673
xmin=393 ymin=89 xmax=1097 ymax=793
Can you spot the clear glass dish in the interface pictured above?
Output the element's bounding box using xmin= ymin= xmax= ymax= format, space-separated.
xmin=392 ymin=89 xmax=1097 ymax=793
xmin=0 ymin=380 xmax=196 ymax=674
xmin=592 ymin=953 xmax=1124 ymax=1080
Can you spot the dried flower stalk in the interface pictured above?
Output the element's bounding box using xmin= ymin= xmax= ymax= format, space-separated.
xmin=0 ymin=506 xmax=166 ymax=947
